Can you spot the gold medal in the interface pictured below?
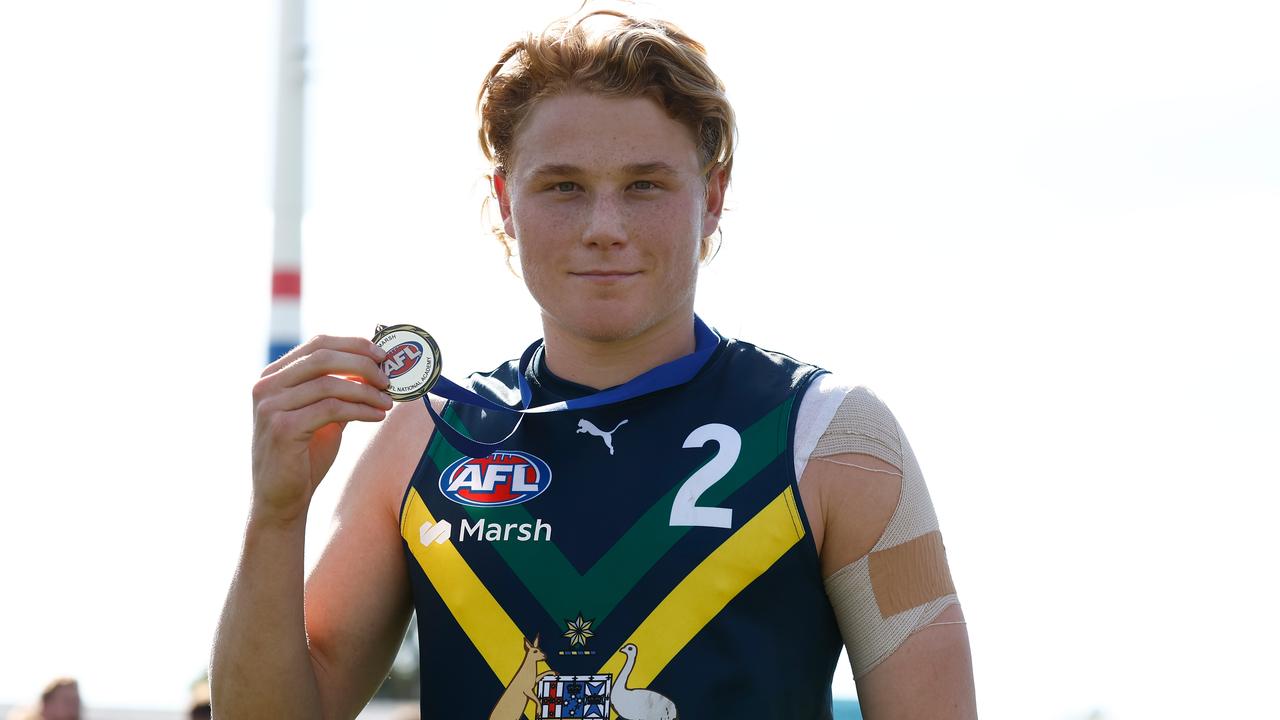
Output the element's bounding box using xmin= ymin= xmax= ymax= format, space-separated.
xmin=372 ymin=324 xmax=442 ymax=402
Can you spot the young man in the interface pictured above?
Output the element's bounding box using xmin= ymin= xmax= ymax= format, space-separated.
xmin=212 ymin=8 xmax=976 ymax=719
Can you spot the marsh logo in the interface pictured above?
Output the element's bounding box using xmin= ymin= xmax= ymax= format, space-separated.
xmin=383 ymin=341 xmax=423 ymax=378
xmin=439 ymin=451 xmax=552 ymax=507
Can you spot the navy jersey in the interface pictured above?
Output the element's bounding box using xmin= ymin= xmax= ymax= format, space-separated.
xmin=399 ymin=333 xmax=843 ymax=719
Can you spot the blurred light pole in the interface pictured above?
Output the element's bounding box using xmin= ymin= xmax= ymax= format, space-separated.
xmin=269 ymin=0 xmax=305 ymax=362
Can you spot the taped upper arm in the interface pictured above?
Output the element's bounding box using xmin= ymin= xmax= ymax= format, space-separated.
xmin=302 ymin=401 xmax=433 ymax=718
xmin=796 ymin=384 xmax=963 ymax=680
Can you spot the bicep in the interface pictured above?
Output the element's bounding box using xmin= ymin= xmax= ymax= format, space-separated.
xmin=302 ymin=403 xmax=430 ymax=719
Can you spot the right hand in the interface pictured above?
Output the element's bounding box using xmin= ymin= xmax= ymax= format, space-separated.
xmin=250 ymin=335 xmax=394 ymax=525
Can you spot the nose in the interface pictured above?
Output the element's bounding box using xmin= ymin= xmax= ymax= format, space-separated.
xmin=581 ymin=193 xmax=627 ymax=248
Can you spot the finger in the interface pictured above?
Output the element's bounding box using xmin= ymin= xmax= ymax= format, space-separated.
xmin=297 ymin=397 xmax=389 ymax=430
xmin=264 ymin=374 xmax=394 ymax=415
xmin=271 ymin=347 xmax=390 ymax=391
xmin=262 ymin=335 xmax=387 ymax=378
xmin=268 ymin=397 xmax=389 ymax=440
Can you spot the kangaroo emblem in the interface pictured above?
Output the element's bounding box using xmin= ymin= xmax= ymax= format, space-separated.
xmin=490 ymin=634 xmax=554 ymax=720
xmin=576 ymin=418 xmax=629 ymax=455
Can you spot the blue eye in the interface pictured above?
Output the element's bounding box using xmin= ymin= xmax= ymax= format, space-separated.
xmin=554 ymin=181 xmax=577 ymax=192
xmin=632 ymin=180 xmax=655 ymax=190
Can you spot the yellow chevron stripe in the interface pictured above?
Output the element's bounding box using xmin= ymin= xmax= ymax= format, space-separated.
xmin=403 ymin=486 xmax=804 ymax=719
xmin=596 ymin=487 xmax=806 ymax=695
xmin=401 ymin=488 xmax=541 ymax=717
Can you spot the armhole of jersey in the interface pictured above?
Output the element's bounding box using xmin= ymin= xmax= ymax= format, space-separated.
xmin=397 ymin=398 xmax=447 ymax=533
xmin=792 ymin=372 xmax=856 ymax=485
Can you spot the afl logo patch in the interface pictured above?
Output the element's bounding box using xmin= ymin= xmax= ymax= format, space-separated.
xmin=372 ymin=324 xmax=442 ymax=402
xmin=439 ymin=451 xmax=552 ymax=507
xmin=384 ymin=341 xmax=423 ymax=379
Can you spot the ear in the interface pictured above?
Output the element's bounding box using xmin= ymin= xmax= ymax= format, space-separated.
xmin=493 ymin=171 xmax=517 ymax=240
xmin=700 ymin=164 xmax=729 ymax=237
xmin=532 ymin=633 xmax=541 ymax=648
xmin=523 ymin=636 xmax=532 ymax=651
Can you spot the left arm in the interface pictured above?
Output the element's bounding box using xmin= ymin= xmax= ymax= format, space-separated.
xmin=797 ymin=387 xmax=977 ymax=719
xmin=854 ymin=603 xmax=975 ymax=720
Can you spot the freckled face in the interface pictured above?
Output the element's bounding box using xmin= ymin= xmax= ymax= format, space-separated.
xmin=497 ymin=93 xmax=725 ymax=343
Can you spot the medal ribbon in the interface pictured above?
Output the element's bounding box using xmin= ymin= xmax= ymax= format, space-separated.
xmin=423 ymin=317 xmax=720 ymax=458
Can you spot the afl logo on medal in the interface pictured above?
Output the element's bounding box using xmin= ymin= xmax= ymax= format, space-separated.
xmin=439 ymin=451 xmax=552 ymax=507
xmin=372 ymin=324 xmax=442 ymax=402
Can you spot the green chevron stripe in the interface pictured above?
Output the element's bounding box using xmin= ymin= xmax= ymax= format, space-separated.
xmin=426 ymin=396 xmax=795 ymax=625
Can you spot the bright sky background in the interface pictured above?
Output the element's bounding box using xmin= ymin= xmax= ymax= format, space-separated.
xmin=1 ymin=1 xmax=1277 ymax=718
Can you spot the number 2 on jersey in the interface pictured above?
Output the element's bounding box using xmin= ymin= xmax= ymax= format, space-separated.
xmin=669 ymin=423 xmax=741 ymax=529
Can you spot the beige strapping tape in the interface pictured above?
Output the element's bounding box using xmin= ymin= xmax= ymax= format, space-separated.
xmin=868 ymin=530 xmax=956 ymax=618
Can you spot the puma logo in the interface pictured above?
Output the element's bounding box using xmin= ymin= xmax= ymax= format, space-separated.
xmin=576 ymin=418 xmax=629 ymax=455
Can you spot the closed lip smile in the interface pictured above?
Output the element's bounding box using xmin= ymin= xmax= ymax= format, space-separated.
xmin=571 ymin=270 xmax=641 ymax=278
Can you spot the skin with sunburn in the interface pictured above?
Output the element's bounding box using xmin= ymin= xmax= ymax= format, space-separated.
xmin=211 ymin=53 xmax=973 ymax=720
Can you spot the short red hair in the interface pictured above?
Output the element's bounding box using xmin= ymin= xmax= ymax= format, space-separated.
xmin=477 ymin=5 xmax=736 ymax=260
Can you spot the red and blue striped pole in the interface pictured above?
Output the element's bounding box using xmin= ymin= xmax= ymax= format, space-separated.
xmin=269 ymin=0 xmax=305 ymax=363
xmin=269 ymin=266 xmax=301 ymax=362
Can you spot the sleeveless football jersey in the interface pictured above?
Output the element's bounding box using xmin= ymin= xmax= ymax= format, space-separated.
xmin=399 ymin=333 xmax=843 ymax=719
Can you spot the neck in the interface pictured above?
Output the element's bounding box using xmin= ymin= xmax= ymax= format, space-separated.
xmin=540 ymin=313 xmax=697 ymax=390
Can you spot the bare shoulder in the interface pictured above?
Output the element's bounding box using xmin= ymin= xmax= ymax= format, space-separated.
xmin=338 ymin=398 xmax=439 ymax=521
